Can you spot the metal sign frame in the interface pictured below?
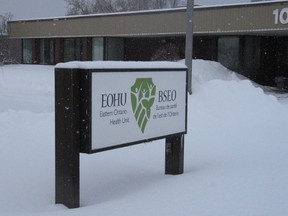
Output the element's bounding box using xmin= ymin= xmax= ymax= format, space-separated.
xmin=78 ymin=68 xmax=188 ymax=154
xmin=55 ymin=66 xmax=187 ymax=209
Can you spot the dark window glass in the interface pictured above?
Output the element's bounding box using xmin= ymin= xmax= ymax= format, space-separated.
xmin=218 ymin=37 xmax=240 ymax=70
xmin=22 ymin=39 xmax=32 ymax=64
xmin=106 ymin=38 xmax=124 ymax=60
xmin=63 ymin=38 xmax=81 ymax=62
xmin=39 ymin=39 xmax=54 ymax=64
xmin=92 ymin=37 xmax=104 ymax=61
xmin=243 ymin=37 xmax=260 ymax=69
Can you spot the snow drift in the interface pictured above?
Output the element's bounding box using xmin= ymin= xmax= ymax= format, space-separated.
xmin=0 ymin=60 xmax=288 ymax=216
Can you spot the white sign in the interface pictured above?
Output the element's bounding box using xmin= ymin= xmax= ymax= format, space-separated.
xmin=91 ymin=70 xmax=187 ymax=151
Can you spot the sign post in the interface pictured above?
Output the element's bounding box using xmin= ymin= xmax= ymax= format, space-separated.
xmin=55 ymin=69 xmax=80 ymax=208
xmin=55 ymin=62 xmax=187 ymax=208
xmin=165 ymin=135 xmax=184 ymax=175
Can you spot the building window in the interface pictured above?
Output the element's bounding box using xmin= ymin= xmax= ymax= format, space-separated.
xmin=63 ymin=38 xmax=81 ymax=62
xmin=39 ymin=39 xmax=54 ymax=64
xmin=22 ymin=39 xmax=32 ymax=64
xmin=243 ymin=37 xmax=260 ymax=69
xmin=106 ymin=38 xmax=124 ymax=60
xmin=217 ymin=37 xmax=240 ymax=70
xmin=92 ymin=37 xmax=104 ymax=61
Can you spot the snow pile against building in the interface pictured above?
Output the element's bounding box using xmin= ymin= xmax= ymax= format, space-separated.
xmin=0 ymin=60 xmax=288 ymax=216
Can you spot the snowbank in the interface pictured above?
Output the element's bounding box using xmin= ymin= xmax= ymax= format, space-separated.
xmin=181 ymin=59 xmax=242 ymax=85
xmin=0 ymin=65 xmax=54 ymax=113
xmin=0 ymin=60 xmax=288 ymax=216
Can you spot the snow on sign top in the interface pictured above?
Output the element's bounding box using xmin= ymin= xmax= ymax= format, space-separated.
xmin=55 ymin=61 xmax=187 ymax=69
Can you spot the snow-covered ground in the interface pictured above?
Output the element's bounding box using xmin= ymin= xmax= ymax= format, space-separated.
xmin=0 ymin=60 xmax=288 ymax=216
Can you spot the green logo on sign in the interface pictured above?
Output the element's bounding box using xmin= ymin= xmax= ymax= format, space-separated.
xmin=131 ymin=78 xmax=156 ymax=133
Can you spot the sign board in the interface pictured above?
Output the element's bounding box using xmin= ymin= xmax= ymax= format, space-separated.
xmin=55 ymin=61 xmax=187 ymax=208
xmin=55 ymin=62 xmax=188 ymax=154
xmin=88 ymin=70 xmax=187 ymax=152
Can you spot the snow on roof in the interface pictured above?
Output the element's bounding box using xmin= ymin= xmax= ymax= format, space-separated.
xmin=10 ymin=0 xmax=288 ymax=23
xmin=195 ymin=0 xmax=288 ymax=9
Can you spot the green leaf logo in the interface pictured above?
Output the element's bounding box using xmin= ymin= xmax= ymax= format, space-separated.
xmin=131 ymin=78 xmax=156 ymax=133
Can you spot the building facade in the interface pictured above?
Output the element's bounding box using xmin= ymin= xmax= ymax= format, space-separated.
xmin=8 ymin=1 xmax=288 ymax=87
xmin=0 ymin=35 xmax=21 ymax=64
